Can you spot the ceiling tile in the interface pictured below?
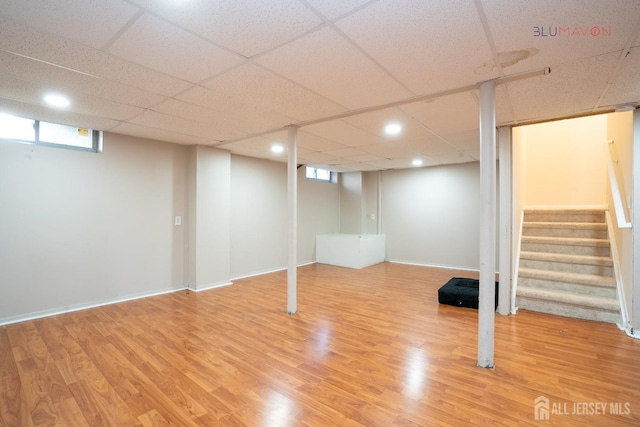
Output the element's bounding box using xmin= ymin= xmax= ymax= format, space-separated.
xmin=463 ymin=148 xmax=480 ymax=160
xmin=126 ymin=0 xmax=322 ymax=57
xmin=0 ymin=50 xmax=164 ymax=109
xmin=302 ymin=119 xmax=384 ymax=147
xmin=343 ymin=107 xmax=433 ymax=141
xmin=226 ymin=145 xmax=285 ymax=163
xmin=223 ymin=136 xmax=291 ymax=163
xmin=2 ymin=0 xmax=637 ymax=173
xmin=0 ymin=73 xmax=144 ymax=122
xmin=304 ymin=0 xmax=376 ymax=20
xmin=151 ymin=99 xmax=247 ymax=141
xmin=339 ymin=162 xmax=385 ymax=171
xmin=442 ymin=129 xmax=480 ymax=153
xmin=430 ymin=151 xmax=477 ymax=165
xmin=0 ymin=97 xmax=120 ymax=131
xmin=401 ymin=137 xmax=459 ymax=154
xmin=313 ymin=165 xmax=354 ymax=172
xmin=322 ymin=147 xmax=368 ymax=157
xmin=297 ymin=131 xmax=347 ymax=152
xmin=0 ymin=0 xmax=139 ymax=49
xmin=344 ymin=153 xmax=385 ymax=162
xmin=507 ymin=52 xmax=617 ymax=122
xmin=128 ymin=110 xmax=231 ymax=141
xmin=107 ymin=13 xmax=244 ymax=83
xmin=203 ymin=62 xmax=345 ymax=121
xmin=256 ymin=26 xmax=413 ymax=109
xmin=298 ymin=151 xmax=341 ymax=164
xmin=108 ymin=123 xmax=209 ymax=146
xmin=0 ymin=18 xmax=192 ymax=97
xmin=601 ymin=46 xmax=640 ymax=108
xmin=400 ymin=92 xmax=479 ymax=136
xmin=358 ymin=141 xmax=416 ymax=159
xmin=362 ymin=159 xmax=416 ymax=170
xmin=481 ymin=0 xmax=640 ymax=76
xmin=176 ymin=85 xmax=292 ymax=135
xmin=336 ymin=0 xmax=496 ymax=94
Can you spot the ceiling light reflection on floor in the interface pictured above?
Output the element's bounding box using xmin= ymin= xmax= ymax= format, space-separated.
xmin=404 ymin=347 xmax=427 ymax=399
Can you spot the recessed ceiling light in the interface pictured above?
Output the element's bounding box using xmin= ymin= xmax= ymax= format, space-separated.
xmin=44 ymin=93 xmax=70 ymax=108
xmin=271 ymin=144 xmax=284 ymax=153
xmin=384 ymin=122 xmax=402 ymax=136
xmin=412 ymin=159 xmax=423 ymax=167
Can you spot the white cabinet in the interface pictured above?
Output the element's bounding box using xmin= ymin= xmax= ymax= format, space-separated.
xmin=316 ymin=234 xmax=386 ymax=269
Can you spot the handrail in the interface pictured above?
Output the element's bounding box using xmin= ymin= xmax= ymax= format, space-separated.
xmin=606 ymin=139 xmax=632 ymax=228
xmin=604 ymin=210 xmax=629 ymax=331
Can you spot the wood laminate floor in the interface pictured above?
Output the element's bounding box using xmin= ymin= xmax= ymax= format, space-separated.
xmin=1 ymin=262 xmax=639 ymax=426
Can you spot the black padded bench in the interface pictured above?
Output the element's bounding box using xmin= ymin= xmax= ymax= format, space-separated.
xmin=438 ymin=277 xmax=499 ymax=309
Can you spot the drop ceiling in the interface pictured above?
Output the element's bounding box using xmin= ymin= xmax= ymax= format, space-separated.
xmin=1 ymin=0 xmax=639 ymax=172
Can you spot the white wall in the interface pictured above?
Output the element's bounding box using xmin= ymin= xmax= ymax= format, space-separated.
xmin=340 ymin=172 xmax=363 ymax=234
xmin=0 ymin=133 xmax=187 ymax=324
xmin=230 ymin=155 xmax=287 ymax=277
xmin=188 ymin=146 xmax=231 ymax=289
xmin=230 ymin=155 xmax=340 ymax=279
xmin=362 ymin=171 xmax=379 ymax=234
xmin=0 ymin=133 xmax=342 ymax=324
xmin=298 ymin=167 xmax=340 ymax=262
xmin=382 ymin=162 xmax=481 ymax=270
xmin=518 ymin=115 xmax=607 ymax=207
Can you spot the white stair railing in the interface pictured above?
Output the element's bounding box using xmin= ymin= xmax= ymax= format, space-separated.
xmin=606 ymin=140 xmax=632 ymax=228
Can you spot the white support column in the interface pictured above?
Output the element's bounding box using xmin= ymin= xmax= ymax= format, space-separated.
xmin=377 ymin=171 xmax=383 ymax=234
xmin=498 ymin=127 xmax=512 ymax=316
xmin=478 ymin=81 xmax=497 ymax=368
xmin=632 ymin=109 xmax=640 ymax=333
xmin=287 ymin=126 xmax=298 ymax=314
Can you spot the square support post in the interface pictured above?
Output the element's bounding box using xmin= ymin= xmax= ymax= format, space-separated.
xmin=478 ymin=81 xmax=497 ymax=368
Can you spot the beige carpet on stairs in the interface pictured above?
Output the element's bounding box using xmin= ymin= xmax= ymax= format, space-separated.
xmin=516 ymin=208 xmax=620 ymax=323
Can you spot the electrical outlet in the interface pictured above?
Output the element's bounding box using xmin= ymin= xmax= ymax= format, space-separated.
xmin=175 ymin=216 xmax=182 ymax=226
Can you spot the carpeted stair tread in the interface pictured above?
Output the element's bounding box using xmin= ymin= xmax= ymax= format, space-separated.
xmin=516 ymin=302 xmax=619 ymax=323
xmin=518 ymin=268 xmax=615 ymax=288
xmin=523 ymin=209 xmax=606 ymax=224
xmin=517 ymin=208 xmax=620 ymax=323
xmin=524 ymin=208 xmax=605 ymax=214
xmin=521 ymin=235 xmax=609 ymax=247
xmin=520 ymin=251 xmax=612 ymax=266
xmin=517 ymin=287 xmax=619 ymax=312
xmin=523 ymin=221 xmax=607 ymax=230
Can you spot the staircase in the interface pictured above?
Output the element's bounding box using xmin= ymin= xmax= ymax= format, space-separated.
xmin=516 ymin=208 xmax=620 ymax=323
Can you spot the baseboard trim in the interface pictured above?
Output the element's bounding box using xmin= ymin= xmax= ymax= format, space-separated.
xmin=0 ymin=286 xmax=187 ymax=326
xmin=230 ymin=261 xmax=316 ymax=282
xmin=624 ymin=326 xmax=640 ymax=339
xmin=188 ymin=281 xmax=233 ymax=292
xmin=388 ymin=259 xmax=481 ymax=273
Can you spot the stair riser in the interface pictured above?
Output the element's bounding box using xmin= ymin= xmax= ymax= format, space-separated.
xmin=516 ymin=297 xmax=619 ymax=323
xmin=520 ymin=259 xmax=612 ymax=276
xmin=524 ymin=213 xmax=605 ymax=223
xmin=521 ymin=242 xmax=610 ymax=257
xmin=523 ymin=227 xmax=608 ymax=239
xmin=517 ymin=277 xmax=617 ymax=299
xmin=521 ymin=242 xmax=611 ymax=257
xmin=519 ymin=268 xmax=615 ymax=287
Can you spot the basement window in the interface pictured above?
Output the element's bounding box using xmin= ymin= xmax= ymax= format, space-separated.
xmin=0 ymin=113 xmax=102 ymax=153
xmin=306 ymin=166 xmax=336 ymax=183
